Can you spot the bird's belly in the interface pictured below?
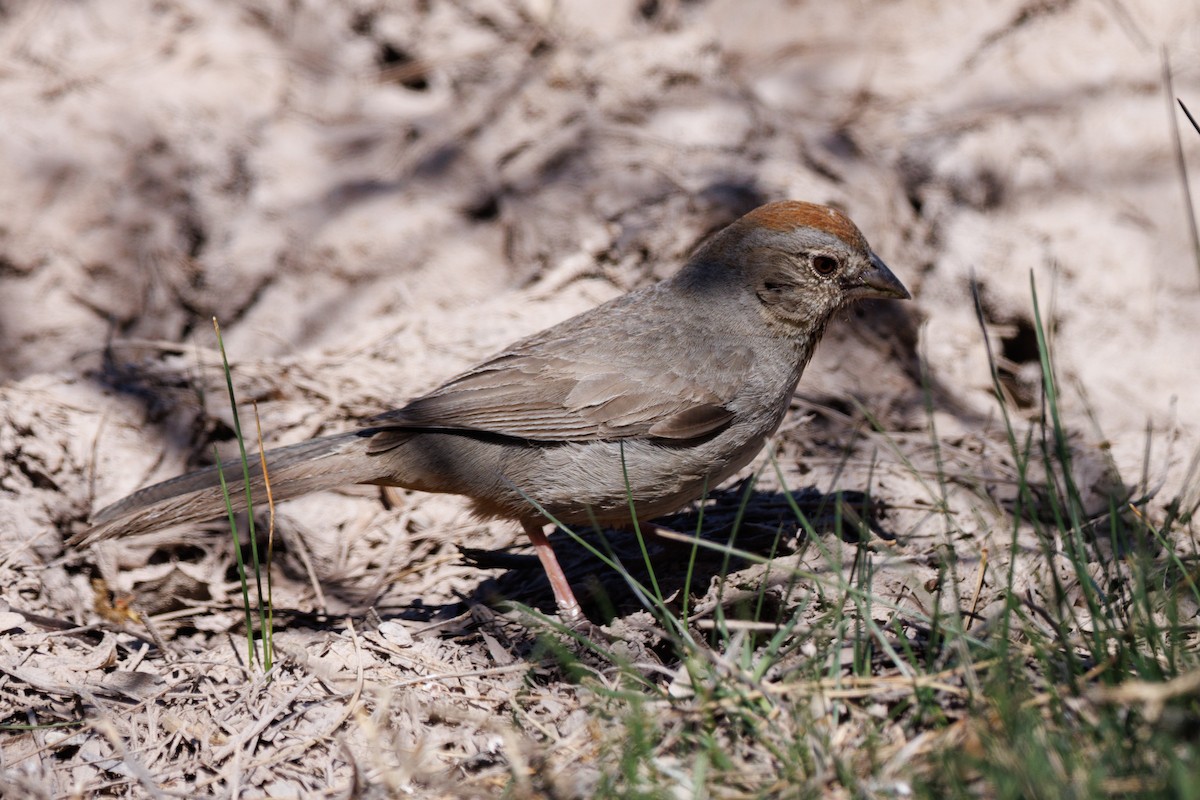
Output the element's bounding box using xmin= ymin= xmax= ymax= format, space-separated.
xmin=497 ymin=428 xmax=771 ymax=525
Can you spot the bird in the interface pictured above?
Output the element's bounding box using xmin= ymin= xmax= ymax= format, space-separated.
xmin=74 ymin=200 xmax=910 ymax=624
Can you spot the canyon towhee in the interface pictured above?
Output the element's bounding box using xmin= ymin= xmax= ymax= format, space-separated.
xmin=76 ymin=201 xmax=909 ymax=623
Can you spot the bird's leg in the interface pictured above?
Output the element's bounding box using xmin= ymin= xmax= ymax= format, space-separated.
xmin=521 ymin=520 xmax=585 ymax=625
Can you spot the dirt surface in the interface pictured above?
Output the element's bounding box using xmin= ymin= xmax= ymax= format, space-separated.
xmin=2 ymin=1 xmax=1199 ymax=796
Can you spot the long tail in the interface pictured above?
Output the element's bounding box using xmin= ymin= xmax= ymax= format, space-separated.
xmin=73 ymin=431 xmax=384 ymax=546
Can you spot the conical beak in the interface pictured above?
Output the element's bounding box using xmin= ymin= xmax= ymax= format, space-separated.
xmin=849 ymin=252 xmax=910 ymax=300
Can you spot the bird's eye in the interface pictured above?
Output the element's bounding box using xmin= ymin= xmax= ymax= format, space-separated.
xmin=812 ymin=255 xmax=840 ymax=276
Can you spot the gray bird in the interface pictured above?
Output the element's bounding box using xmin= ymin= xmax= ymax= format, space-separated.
xmin=75 ymin=201 xmax=910 ymax=623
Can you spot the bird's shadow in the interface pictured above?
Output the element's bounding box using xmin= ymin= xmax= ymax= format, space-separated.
xmin=459 ymin=483 xmax=895 ymax=626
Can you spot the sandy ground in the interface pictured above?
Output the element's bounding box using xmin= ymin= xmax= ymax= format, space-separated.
xmin=2 ymin=0 xmax=1199 ymax=795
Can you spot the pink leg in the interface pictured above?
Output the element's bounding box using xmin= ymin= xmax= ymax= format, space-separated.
xmin=521 ymin=520 xmax=584 ymax=624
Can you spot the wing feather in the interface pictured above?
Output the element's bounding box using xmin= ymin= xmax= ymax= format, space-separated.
xmin=366 ymin=290 xmax=754 ymax=446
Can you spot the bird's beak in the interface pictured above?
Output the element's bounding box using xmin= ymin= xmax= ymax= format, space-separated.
xmin=849 ymin=252 xmax=910 ymax=300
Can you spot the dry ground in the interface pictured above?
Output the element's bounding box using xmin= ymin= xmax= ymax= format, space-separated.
xmin=2 ymin=1 xmax=1199 ymax=796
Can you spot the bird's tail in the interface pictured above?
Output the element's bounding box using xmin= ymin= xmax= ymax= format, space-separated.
xmin=73 ymin=431 xmax=383 ymax=546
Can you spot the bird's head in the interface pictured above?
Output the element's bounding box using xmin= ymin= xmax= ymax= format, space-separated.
xmin=674 ymin=200 xmax=910 ymax=332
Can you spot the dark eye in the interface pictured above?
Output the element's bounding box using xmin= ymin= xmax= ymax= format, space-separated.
xmin=812 ymin=255 xmax=840 ymax=276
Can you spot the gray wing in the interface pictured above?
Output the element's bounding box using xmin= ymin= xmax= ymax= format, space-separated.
xmin=366 ymin=302 xmax=753 ymax=445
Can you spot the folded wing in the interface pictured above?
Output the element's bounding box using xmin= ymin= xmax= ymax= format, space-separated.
xmin=366 ymin=335 xmax=752 ymax=448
